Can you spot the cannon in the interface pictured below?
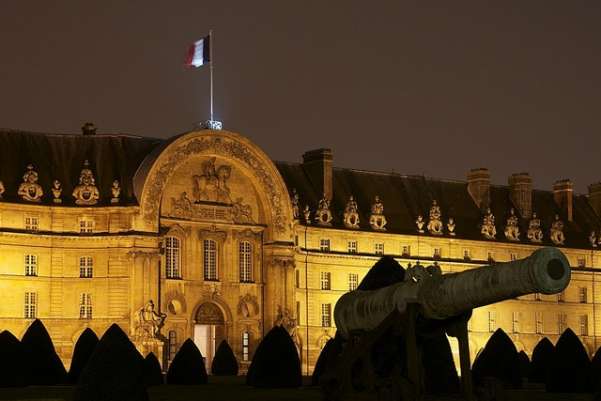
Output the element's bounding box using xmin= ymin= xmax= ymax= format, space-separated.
xmin=318 ymin=247 xmax=570 ymax=401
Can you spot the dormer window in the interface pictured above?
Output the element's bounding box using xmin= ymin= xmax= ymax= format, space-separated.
xmin=79 ymin=218 xmax=94 ymax=233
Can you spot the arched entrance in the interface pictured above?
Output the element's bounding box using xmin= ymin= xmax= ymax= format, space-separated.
xmin=194 ymin=302 xmax=225 ymax=371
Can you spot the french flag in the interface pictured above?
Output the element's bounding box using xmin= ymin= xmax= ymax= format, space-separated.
xmin=185 ymin=35 xmax=211 ymax=68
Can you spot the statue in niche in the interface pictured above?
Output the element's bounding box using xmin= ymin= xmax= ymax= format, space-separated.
xmin=315 ymin=194 xmax=333 ymax=226
xmin=291 ymin=188 xmax=300 ymax=219
xmin=303 ymin=205 xmax=311 ymax=225
xmin=51 ymin=180 xmax=62 ymax=203
xmin=135 ymin=300 xmax=166 ymax=338
xmin=447 ymin=217 xmax=456 ymax=236
xmin=193 ymin=157 xmax=232 ymax=203
xmin=72 ymin=160 xmax=100 ymax=205
xmin=232 ymin=197 xmax=254 ymax=224
xmin=369 ymin=196 xmax=387 ymax=231
xmin=589 ymin=231 xmax=597 ymax=248
xmin=415 ymin=215 xmax=425 ymax=233
xmin=343 ymin=195 xmax=360 ymax=229
xmin=110 ymin=180 xmax=121 ymax=204
xmin=527 ymin=212 xmax=544 ymax=243
xmin=427 ymin=200 xmax=443 ymax=235
xmin=18 ymin=164 xmax=44 ymax=202
xmin=504 ymin=208 xmax=521 ymax=241
xmin=550 ymin=214 xmax=565 ymax=246
xmin=237 ymin=293 xmax=259 ymax=318
xmin=480 ymin=208 xmax=497 ymax=240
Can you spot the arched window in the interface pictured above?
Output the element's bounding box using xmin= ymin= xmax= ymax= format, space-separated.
xmin=242 ymin=331 xmax=250 ymax=361
xmin=165 ymin=236 xmax=181 ymax=279
xmin=80 ymin=256 xmax=93 ymax=278
xmin=239 ymin=241 xmax=253 ymax=283
xmin=203 ymin=239 xmax=218 ymax=281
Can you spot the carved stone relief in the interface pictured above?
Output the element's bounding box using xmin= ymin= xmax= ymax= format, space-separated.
xmin=369 ymin=196 xmax=387 ymax=231
xmin=275 ymin=305 xmax=296 ymax=333
xmin=193 ymin=157 xmax=232 ymax=203
xmin=135 ymin=300 xmax=166 ymax=339
xmin=195 ymin=302 xmax=224 ymax=324
xmin=111 ymin=180 xmax=121 ymax=204
xmin=303 ymin=205 xmax=311 ymax=224
xmin=315 ymin=195 xmax=333 ymax=226
xmin=550 ymin=214 xmax=565 ymax=246
xmin=480 ymin=208 xmax=497 ymax=240
xmin=51 ymin=180 xmax=62 ymax=203
xmin=18 ymin=164 xmax=43 ymax=202
xmin=343 ymin=195 xmax=360 ymax=229
xmin=72 ymin=160 xmax=100 ymax=205
xmin=427 ymin=200 xmax=443 ymax=235
xmin=290 ymin=188 xmax=300 ymax=220
xmin=527 ymin=212 xmax=544 ymax=243
xmin=447 ymin=217 xmax=456 ymax=236
xmin=237 ymin=293 xmax=259 ymax=318
xmin=504 ymin=208 xmax=521 ymax=241
xmin=415 ymin=215 xmax=425 ymax=233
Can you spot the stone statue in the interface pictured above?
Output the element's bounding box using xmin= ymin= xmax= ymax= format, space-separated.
xmin=303 ymin=205 xmax=311 ymax=224
xmin=18 ymin=164 xmax=44 ymax=202
xmin=369 ymin=196 xmax=387 ymax=231
xmin=51 ymin=180 xmax=62 ymax=203
xmin=589 ymin=231 xmax=597 ymax=248
xmin=427 ymin=200 xmax=443 ymax=235
xmin=416 ymin=215 xmax=425 ymax=233
xmin=550 ymin=214 xmax=565 ymax=246
xmin=110 ymin=180 xmax=121 ymax=204
xmin=504 ymin=208 xmax=521 ymax=241
xmin=447 ymin=217 xmax=456 ymax=236
xmin=193 ymin=157 xmax=232 ymax=203
xmin=136 ymin=300 xmax=166 ymax=338
xmin=0 ymin=181 xmax=4 ymax=199
xmin=527 ymin=212 xmax=543 ymax=243
xmin=481 ymin=208 xmax=497 ymax=240
xmin=315 ymin=194 xmax=333 ymax=226
xmin=72 ymin=160 xmax=100 ymax=205
xmin=343 ymin=195 xmax=360 ymax=229
xmin=291 ymin=188 xmax=300 ymax=219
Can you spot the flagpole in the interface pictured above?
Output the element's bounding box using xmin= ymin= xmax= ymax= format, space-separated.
xmin=210 ymin=29 xmax=214 ymax=122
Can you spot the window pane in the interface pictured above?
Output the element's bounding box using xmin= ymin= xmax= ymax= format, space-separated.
xmin=165 ymin=236 xmax=181 ymax=279
xmin=239 ymin=241 xmax=253 ymax=282
xmin=203 ymin=240 xmax=218 ymax=280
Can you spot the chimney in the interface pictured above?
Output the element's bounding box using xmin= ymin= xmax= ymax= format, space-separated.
xmin=302 ymin=148 xmax=333 ymax=200
xmin=588 ymin=182 xmax=601 ymax=217
xmin=553 ymin=179 xmax=573 ymax=222
xmin=467 ymin=168 xmax=490 ymax=210
xmin=81 ymin=122 xmax=97 ymax=136
xmin=508 ymin=173 xmax=533 ymax=219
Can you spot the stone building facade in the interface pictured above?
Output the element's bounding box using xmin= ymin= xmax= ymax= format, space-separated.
xmin=0 ymin=126 xmax=600 ymax=375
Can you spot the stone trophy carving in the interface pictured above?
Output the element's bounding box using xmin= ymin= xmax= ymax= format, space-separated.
xmin=193 ymin=157 xmax=232 ymax=203
xmin=315 ymin=195 xmax=333 ymax=226
xmin=504 ymin=208 xmax=521 ymax=241
xmin=589 ymin=231 xmax=598 ymax=248
xmin=550 ymin=214 xmax=565 ymax=245
xmin=135 ymin=300 xmax=166 ymax=339
xmin=481 ymin=208 xmax=497 ymax=239
xmin=72 ymin=160 xmax=100 ymax=205
xmin=527 ymin=212 xmax=544 ymax=243
xmin=447 ymin=217 xmax=456 ymax=236
xmin=343 ymin=195 xmax=360 ymax=229
xmin=291 ymin=189 xmax=300 ymax=220
xmin=369 ymin=196 xmax=387 ymax=231
xmin=427 ymin=200 xmax=443 ymax=235
xmin=111 ymin=180 xmax=121 ymax=204
xmin=415 ymin=215 xmax=425 ymax=233
xmin=303 ymin=205 xmax=311 ymax=225
xmin=18 ymin=164 xmax=44 ymax=202
xmin=51 ymin=180 xmax=62 ymax=203
xmin=232 ymin=197 xmax=254 ymax=224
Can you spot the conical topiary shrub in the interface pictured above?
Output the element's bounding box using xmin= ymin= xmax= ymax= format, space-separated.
xmin=68 ymin=328 xmax=99 ymax=384
xmin=591 ymin=347 xmax=601 ymax=391
xmin=546 ymin=328 xmax=592 ymax=393
xmin=421 ymin=331 xmax=461 ymax=394
xmin=312 ymin=337 xmax=342 ymax=386
xmin=166 ymin=339 xmax=207 ymax=384
xmin=211 ymin=340 xmax=238 ymax=376
xmin=72 ymin=324 xmax=148 ymax=401
xmin=471 ymin=329 xmax=521 ymax=389
xmin=518 ymin=351 xmax=530 ymax=381
xmin=0 ymin=331 xmax=25 ymax=387
xmin=143 ymin=352 xmax=164 ymax=386
xmin=21 ymin=319 xmax=67 ymax=385
xmin=529 ymin=337 xmax=554 ymax=383
xmin=246 ymin=326 xmax=301 ymax=388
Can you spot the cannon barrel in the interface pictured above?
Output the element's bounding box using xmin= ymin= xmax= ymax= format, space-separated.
xmin=334 ymin=247 xmax=570 ymax=338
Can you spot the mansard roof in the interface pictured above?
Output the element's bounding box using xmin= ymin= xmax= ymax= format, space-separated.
xmin=275 ymin=162 xmax=601 ymax=249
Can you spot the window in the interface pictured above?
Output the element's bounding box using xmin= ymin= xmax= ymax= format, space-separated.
xmin=242 ymin=331 xmax=250 ymax=361
xmin=25 ymin=216 xmax=39 ymax=231
xmin=296 ymin=301 xmax=301 ymax=325
xmin=580 ymin=315 xmax=589 ymax=336
xmin=536 ymin=312 xmax=544 ymax=334
xmin=577 ymin=257 xmax=586 ymax=268
xmin=557 ymin=291 xmax=565 ymax=303
xmin=512 ymin=311 xmax=520 ymax=333
xmin=375 ymin=243 xmax=384 ymax=255
xmin=165 ymin=236 xmax=181 ymax=279
xmin=79 ymin=218 xmax=94 ymax=233
xmin=558 ymin=313 xmax=567 ymax=334
xmin=488 ymin=311 xmax=497 ymax=332
xmin=294 ymin=235 xmax=299 ymax=247
xmin=349 ymin=273 xmax=359 ymax=291
xmin=320 ymin=272 xmax=331 ymax=290
xmin=239 ymin=241 xmax=253 ymax=283
xmin=487 ymin=251 xmax=494 ymax=262
xmin=347 ymin=240 xmax=357 ymax=254
xmin=402 ymin=245 xmax=411 ymax=257
xmin=510 ymin=253 xmax=518 ymax=261
xmin=534 ymin=293 xmax=541 ymax=301
xmin=463 ymin=249 xmax=471 ymax=260
xmin=79 ymin=257 xmax=93 ymax=278
xmin=320 ymin=239 xmax=331 ymax=252
xmin=433 ymin=247 xmax=441 ymax=259
xmin=168 ymin=331 xmax=178 ymax=362
xmin=295 ymin=269 xmax=300 ymax=288
xmin=203 ymin=239 xmax=218 ymax=281
xmin=25 ymin=292 xmax=37 ymax=319
xmin=79 ymin=293 xmax=92 ymax=319
xmin=321 ymin=304 xmax=332 ymax=327
xmin=25 ymin=254 xmax=38 ymax=276
xmin=579 ymin=287 xmax=588 ymax=304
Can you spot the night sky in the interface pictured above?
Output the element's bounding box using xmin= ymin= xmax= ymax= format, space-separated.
xmin=1 ymin=2 xmax=600 ymax=192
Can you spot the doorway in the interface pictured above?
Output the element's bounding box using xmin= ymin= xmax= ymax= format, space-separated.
xmin=193 ymin=302 xmax=225 ymax=372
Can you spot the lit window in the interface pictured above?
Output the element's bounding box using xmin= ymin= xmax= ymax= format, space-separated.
xmin=510 ymin=253 xmax=518 ymax=261
xmin=347 ymin=240 xmax=357 ymax=254
xmin=433 ymin=248 xmax=441 ymax=259
xmin=557 ymin=291 xmax=565 ymax=303
xmin=534 ymin=293 xmax=541 ymax=301
xmin=579 ymin=287 xmax=588 ymax=304
xmin=321 ymin=304 xmax=332 ymax=327
xmin=294 ymin=235 xmax=299 ymax=246
xmin=24 ymin=292 xmax=37 ymax=319
xmin=580 ymin=315 xmax=589 ymax=336
xmin=375 ymin=243 xmax=384 ymax=255
xmin=25 ymin=216 xmax=39 ymax=231
xmin=239 ymin=241 xmax=253 ymax=283
xmin=79 ymin=256 xmax=93 ymax=278
xmin=536 ymin=312 xmax=543 ymax=334
xmin=296 ymin=301 xmax=301 ymax=325
xmin=512 ymin=311 xmax=520 ymax=333
xmin=165 ymin=236 xmax=181 ymax=279
xmin=558 ymin=313 xmax=567 ymax=334
xmin=402 ymin=245 xmax=411 ymax=257
xmin=203 ymin=239 xmax=218 ymax=281
xmin=577 ymin=257 xmax=586 ymax=267
xmin=79 ymin=219 xmax=94 ymax=233
xmin=79 ymin=293 xmax=92 ymax=319
xmin=488 ymin=311 xmax=496 ymax=332
xmin=295 ymin=269 xmax=300 ymax=288
xmin=320 ymin=239 xmax=331 ymax=252
xmin=242 ymin=331 xmax=250 ymax=361
xmin=168 ymin=331 xmax=178 ymax=362
xmin=463 ymin=249 xmax=471 ymax=260
xmin=25 ymin=254 xmax=38 ymax=276
xmin=320 ymin=272 xmax=331 ymax=290
xmin=349 ymin=273 xmax=359 ymax=291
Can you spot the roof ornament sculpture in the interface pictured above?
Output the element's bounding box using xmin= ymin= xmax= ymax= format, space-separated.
xmin=18 ymin=164 xmax=43 ymax=202
xmin=343 ymin=195 xmax=360 ymax=229
xmin=550 ymin=214 xmax=565 ymax=246
xmin=426 ymin=200 xmax=443 ymax=235
xmin=72 ymin=160 xmax=100 ymax=206
xmin=111 ymin=180 xmax=121 ymax=204
xmin=0 ymin=181 xmax=5 ymax=199
xmin=589 ymin=231 xmax=597 ymax=248
xmin=369 ymin=196 xmax=387 ymax=231
xmin=415 ymin=215 xmax=425 ymax=233
xmin=480 ymin=207 xmax=497 ymax=240
xmin=303 ymin=205 xmax=311 ymax=225
xmin=527 ymin=212 xmax=544 ymax=243
xmin=315 ymin=195 xmax=333 ymax=226
xmin=447 ymin=217 xmax=456 ymax=236
xmin=290 ymin=189 xmax=300 ymax=220
xmin=504 ymin=208 xmax=521 ymax=241
xmin=51 ymin=180 xmax=62 ymax=204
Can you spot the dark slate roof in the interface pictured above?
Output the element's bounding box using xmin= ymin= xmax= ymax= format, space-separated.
xmin=0 ymin=129 xmax=163 ymax=205
xmin=276 ymin=162 xmax=601 ymax=250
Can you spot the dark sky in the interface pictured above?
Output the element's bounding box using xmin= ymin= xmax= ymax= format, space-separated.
xmin=1 ymin=1 xmax=600 ymax=192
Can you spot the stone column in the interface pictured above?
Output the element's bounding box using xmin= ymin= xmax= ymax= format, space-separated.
xmin=262 ymin=244 xmax=296 ymax=331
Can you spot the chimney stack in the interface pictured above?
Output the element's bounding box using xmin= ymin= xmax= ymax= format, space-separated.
xmin=553 ymin=179 xmax=574 ymax=222
xmin=508 ymin=173 xmax=533 ymax=219
xmin=302 ymin=148 xmax=333 ymax=200
xmin=467 ymin=168 xmax=490 ymax=210
xmin=588 ymin=182 xmax=601 ymax=217
xmin=81 ymin=122 xmax=96 ymax=136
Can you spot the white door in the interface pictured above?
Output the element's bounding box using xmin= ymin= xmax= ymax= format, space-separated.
xmin=194 ymin=324 xmax=216 ymax=372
